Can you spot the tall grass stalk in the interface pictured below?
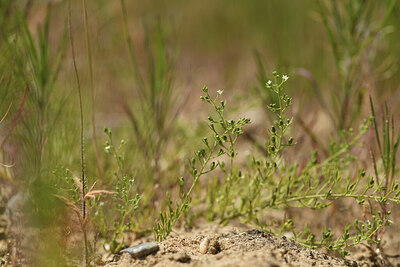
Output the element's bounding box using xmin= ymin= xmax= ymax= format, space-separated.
xmin=82 ymin=0 xmax=103 ymax=184
xmin=67 ymin=0 xmax=88 ymax=264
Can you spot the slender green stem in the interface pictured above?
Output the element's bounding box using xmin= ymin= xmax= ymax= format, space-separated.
xmin=82 ymin=0 xmax=103 ymax=184
xmin=273 ymin=192 xmax=398 ymax=207
xmin=68 ymin=1 xmax=88 ymax=264
xmin=177 ymin=142 xmax=219 ymax=219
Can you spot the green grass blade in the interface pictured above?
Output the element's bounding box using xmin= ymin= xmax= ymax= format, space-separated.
xmin=390 ymin=116 xmax=400 ymax=185
xmin=119 ymin=0 xmax=145 ymax=91
xmin=383 ymin=103 xmax=390 ymax=174
xmin=369 ymin=96 xmax=383 ymax=159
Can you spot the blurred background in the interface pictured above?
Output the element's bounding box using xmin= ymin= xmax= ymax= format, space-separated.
xmin=0 ymin=0 xmax=399 ymax=265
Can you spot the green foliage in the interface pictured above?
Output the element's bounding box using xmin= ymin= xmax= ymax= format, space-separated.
xmin=91 ymin=127 xmax=142 ymax=253
xmin=316 ymin=0 xmax=396 ymax=130
xmin=120 ymin=0 xmax=184 ymax=181
xmin=0 ymin=1 xmax=12 ymax=29
xmin=11 ymin=5 xmax=69 ymax=188
xmin=254 ymin=1 xmax=397 ymax=155
xmin=370 ymin=97 xmax=400 ymax=190
xmin=153 ymin=87 xmax=250 ymax=241
xmin=368 ymin=97 xmax=400 ymax=249
xmin=118 ymin=3 xmax=190 ymax=233
xmin=154 ymin=72 xmax=400 ymax=259
xmin=246 ymin=74 xmax=398 ymax=256
xmin=0 ymin=5 xmax=72 ymax=265
xmin=5 ymin=5 xmax=72 ymax=228
xmin=54 ymin=165 xmax=113 ymax=263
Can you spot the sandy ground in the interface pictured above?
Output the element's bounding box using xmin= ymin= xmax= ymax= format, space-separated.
xmin=101 ymin=225 xmax=398 ymax=267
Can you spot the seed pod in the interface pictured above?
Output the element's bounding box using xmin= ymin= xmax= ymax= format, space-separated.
xmin=288 ymin=137 xmax=293 ymax=145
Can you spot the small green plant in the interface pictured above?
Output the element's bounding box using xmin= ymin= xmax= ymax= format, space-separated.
xmin=238 ymin=72 xmax=399 ymax=257
xmin=232 ymin=72 xmax=295 ymax=223
xmin=153 ymin=87 xmax=250 ymax=241
xmin=368 ymin=97 xmax=399 ymax=254
xmin=242 ymin=73 xmax=399 ymax=258
xmin=156 ymin=71 xmax=399 ymax=260
xmin=55 ymin=168 xmax=113 ymax=264
xmin=206 ymin=72 xmax=294 ymax=224
xmin=94 ymin=127 xmax=142 ymax=254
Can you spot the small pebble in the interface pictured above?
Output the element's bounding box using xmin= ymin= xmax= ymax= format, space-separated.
xmin=119 ymin=242 xmax=159 ymax=258
xmin=199 ymin=237 xmax=209 ymax=254
xmin=199 ymin=237 xmax=221 ymax=254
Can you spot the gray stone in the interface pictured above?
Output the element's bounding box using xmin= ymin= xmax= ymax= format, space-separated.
xmin=119 ymin=242 xmax=159 ymax=258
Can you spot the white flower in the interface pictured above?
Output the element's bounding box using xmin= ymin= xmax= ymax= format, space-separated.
xmin=267 ymin=80 xmax=272 ymax=86
xmin=282 ymin=75 xmax=289 ymax=81
xmin=217 ymin=90 xmax=223 ymax=95
xmin=104 ymin=243 xmax=110 ymax=251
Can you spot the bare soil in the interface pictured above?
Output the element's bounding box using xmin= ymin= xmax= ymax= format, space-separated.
xmin=102 ymin=225 xmax=397 ymax=267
